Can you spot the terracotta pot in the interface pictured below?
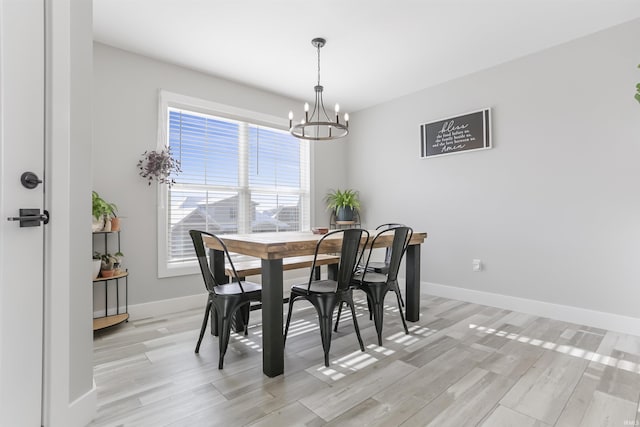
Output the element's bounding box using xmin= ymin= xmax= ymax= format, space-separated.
xmin=100 ymin=269 xmax=115 ymax=278
xmin=110 ymin=217 xmax=120 ymax=231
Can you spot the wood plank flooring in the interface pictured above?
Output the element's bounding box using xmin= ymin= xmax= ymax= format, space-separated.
xmin=91 ymin=294 xmax=640 ymax=426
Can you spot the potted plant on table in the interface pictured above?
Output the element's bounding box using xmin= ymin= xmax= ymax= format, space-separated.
xmin=92 ymin=191 xmax=118 ymax=232
xmin=325 ymin=188 xmax=361 ymax=222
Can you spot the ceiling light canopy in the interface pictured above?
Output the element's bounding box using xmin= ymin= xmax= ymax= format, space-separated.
xmin=289 ymin=37 xmax=348 ymax=141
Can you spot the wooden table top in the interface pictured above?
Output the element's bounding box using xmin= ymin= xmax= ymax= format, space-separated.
xmin=203 ymin=230 xmax=427 ymax=260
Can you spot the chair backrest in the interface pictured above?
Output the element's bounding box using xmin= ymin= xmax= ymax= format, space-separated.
xmin=375 ymin=223 xmax=405 ymax=266
xmin=308 ymin=228 xmax=369 ymax=292
xmin=189 ymin=229 xmax=245 ymax=294
xmin=364 ymin=226 xmax=413 ymax=281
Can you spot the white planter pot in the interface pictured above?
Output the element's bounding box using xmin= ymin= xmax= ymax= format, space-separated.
xmin=92 ymin=216 xmax=104 ymax=232
xmin=92 ymin=259 xmax=101 ymax=279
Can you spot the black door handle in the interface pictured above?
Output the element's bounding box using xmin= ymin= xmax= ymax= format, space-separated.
xmin=7 ymin=209 xmax=49 ymax=227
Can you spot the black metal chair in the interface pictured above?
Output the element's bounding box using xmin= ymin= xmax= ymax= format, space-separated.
xmin=364 ymin=223 xmax=405 ymax=275
xmin=189 ymin=230 xmax=262 ymax=369
xmin=337 ymin=226 xmax=413 ymax=346
xmin=284 ymin=228 xmax=369 ymax=367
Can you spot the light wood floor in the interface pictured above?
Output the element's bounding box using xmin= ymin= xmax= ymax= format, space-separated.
xmin=91 ymin=294 xmax=640 ymax=426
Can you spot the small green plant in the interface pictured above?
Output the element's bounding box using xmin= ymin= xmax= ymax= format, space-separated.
xmin=99 ymin=253 xmax=118 ymax=270
xmin=325 ymin=188 xmax=360 ymax=211
xmin=92 ymin=191 xmax=117 ymax=220
xmin=92 ymin=251 xmax=102 ymax=260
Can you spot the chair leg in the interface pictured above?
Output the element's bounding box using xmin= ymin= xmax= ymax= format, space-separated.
xmin=346 ymin=298 xmax=365 ymax=352
xmin=218 ymin=309 xmax=233 ymax=370
xmin=394 ymin=287 xmax=409 ymax=335
xmin=210 ymin=305 xmax=218 ymax=336
xmin=283 ymin=295 xmax=297 ymax=346
xmin=195 ymin=300 xmax=211 ymax=353
xmin=397 ymin=290 xmax=405 ymax=308
xmin=366 ymin=285 xmax=388 ymax=346
xmin=312 ymin=294 xmax=337 ymax=367
xmin=334 ymin=301 xmax=344 ymax=332
xmin=238 ymin=304 xmax=250 ymax=335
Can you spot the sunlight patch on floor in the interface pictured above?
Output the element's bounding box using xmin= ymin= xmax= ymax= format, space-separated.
xmin=468 ymin=323 xmax=640 ymax=374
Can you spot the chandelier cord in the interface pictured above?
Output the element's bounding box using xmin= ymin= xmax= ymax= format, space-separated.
xmin=317 ymin=43 xmax=321 ymax=87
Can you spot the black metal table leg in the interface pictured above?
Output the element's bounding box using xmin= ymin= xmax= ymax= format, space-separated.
xmin=261 ymin=258 xmax=284 ymax=377
xmin=405 ymin=244 xmax=421 ymax=322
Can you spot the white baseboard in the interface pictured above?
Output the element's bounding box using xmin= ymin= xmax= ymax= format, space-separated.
xmin=64 ymin=382 xmax=97 ymax=427
xmin=128 ymin=293 xmax=207 ymax=320
xmin=126 ymin=274 xmax=308 ymax=320
xmin=424 ymin=281 xmax=640 ymax=337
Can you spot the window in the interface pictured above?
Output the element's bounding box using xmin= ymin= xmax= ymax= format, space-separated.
xmin=157 ymin=91 xmax=310 ymax=277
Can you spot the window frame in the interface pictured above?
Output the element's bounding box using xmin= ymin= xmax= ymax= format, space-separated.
xmin=156 ymin=90 xmax=312 ymax=278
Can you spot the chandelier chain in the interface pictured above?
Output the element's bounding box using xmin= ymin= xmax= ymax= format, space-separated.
xmin=317 ymin=43 xmax=321 ymax=86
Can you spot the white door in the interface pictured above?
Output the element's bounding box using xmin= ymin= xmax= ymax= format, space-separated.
xmin=0 ymin=0 xmax=45 ymax=425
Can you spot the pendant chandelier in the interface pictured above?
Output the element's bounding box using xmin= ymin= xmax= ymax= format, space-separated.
xmin=289 ymin=37 xmax=349 ymax=141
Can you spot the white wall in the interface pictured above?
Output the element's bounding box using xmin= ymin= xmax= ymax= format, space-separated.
xmin=348 ymin=19 xmax=640 ymax=325
xmin=93 ymin=43 xmax=346 ymax=307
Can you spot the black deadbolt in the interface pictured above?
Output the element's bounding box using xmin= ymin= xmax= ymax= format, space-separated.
xmin=21 ymin=171 xmax=42 ymax=189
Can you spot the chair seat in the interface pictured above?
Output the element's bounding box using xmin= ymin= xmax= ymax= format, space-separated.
xmin=366 ymin=261 xmax=388 ymax=272
xmin=291 ymin=279 xmax=338 ymax=294
xmin=353 ymin=271 xmax=387 ymax=285
xmin=213 ymin=281 xmax=261 ymax=296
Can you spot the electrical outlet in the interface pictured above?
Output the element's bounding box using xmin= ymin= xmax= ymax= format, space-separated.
xmin=472 ymin=259 xmax=481 ymax=272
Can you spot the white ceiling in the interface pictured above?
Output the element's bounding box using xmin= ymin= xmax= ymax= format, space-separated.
xmin=93 ymin=0 xmax=640 ymax=112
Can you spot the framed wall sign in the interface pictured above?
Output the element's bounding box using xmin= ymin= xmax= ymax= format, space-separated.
xmin=420 ymin=108 xmax=491 ymax=158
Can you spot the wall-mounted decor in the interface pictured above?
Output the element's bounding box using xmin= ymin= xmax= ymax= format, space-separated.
xmin=420 ymin=108 xmax=491 ymax=158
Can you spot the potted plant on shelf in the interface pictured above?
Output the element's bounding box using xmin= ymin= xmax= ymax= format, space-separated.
xmin=325 ymin=188 xmax=361 ymax=222
xmin=99 ymin=253 xmax=118 ymax=278
xmin=92 ymin=191 xmax=118 ymax=232
xmin=137 ymin=146 xmax=181 ymax=187
xmin=113 ymin=251 xmax=124 ymax=274
xmin=92 ymin=252 xmax=102 ymax=280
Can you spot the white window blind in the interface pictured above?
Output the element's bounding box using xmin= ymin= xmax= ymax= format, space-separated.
xmin=164 ymin=106 xmax=310 ymax=269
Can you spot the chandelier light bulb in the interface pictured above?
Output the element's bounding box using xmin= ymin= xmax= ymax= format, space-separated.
xmin=304 ymin=102 xmax=309 ymax=112
xmin=335 ymin=104 xmax=340 ymax=113
xmin=344 ymin=113 xmax=349 ymax=125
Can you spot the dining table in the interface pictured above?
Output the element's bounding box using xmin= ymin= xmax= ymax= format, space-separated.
xmin=203 ymin=229 xmax=427 ymax=377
